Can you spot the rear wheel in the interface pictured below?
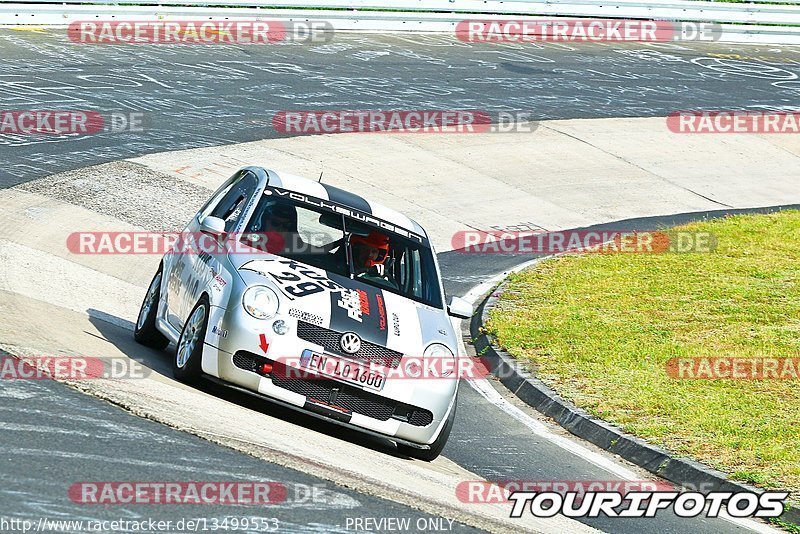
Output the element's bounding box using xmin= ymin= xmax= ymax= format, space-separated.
xmin=134 ymin=268 xmax=170 ymax=349
xmin=398 ymin=398 xmax=456 ymax=461
xmin=173 ymin=297 xmax=209 ymax=383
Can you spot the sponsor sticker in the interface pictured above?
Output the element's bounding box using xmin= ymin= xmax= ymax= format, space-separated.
xmin=211 ymin=324 xmax=228 ymax=338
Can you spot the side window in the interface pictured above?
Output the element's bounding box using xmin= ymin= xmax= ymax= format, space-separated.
xmin=396 ymin=247 xmax=421 ymax=298
xmin=209 ymin=172 xmax=259 ymax=232
xmin=198 ymin=172 xmax=241 ymax=220
xmin=409 ymin=249 xmax=423 ymax=298
xmin=398 ymin=251 xmax=409 ymax=292
xmin=393 ymin=242 xmax=441 ymax=307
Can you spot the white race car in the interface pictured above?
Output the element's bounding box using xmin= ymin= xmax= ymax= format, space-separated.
xmin=134 ymin=166 xmax=472 ymax=460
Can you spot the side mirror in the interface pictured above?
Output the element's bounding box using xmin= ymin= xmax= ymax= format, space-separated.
xmin=447 ymin=296 xmax=473 ymax=320
xmin=200 ymin=216 xmax=226 ymax=237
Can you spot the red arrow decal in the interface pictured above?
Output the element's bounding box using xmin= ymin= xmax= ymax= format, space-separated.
xmin=259 ymin=334 xmax=269 ymax=354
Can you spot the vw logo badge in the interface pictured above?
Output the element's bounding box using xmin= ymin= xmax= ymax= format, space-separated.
xmin=339 ymin=332 xmax=361 ymax=354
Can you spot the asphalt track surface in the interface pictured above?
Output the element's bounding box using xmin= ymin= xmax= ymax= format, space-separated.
xmin=2 ymin=28 xmax=799 ymax=533
xmin=2 ymin=29 xmax=800 ymax=185
xmin=0 ymin=367 xmax=480 ymax=533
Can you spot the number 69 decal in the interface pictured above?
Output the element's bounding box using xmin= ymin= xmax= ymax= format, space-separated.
xmin=268 ymin=266 xmax=344 ymax=299
xmin=285 ymin=281 xmax=324 ymax=298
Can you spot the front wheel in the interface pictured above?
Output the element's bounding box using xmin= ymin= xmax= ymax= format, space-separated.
xmin=173 ymin=297 xmax=209 ymax=383
xmin=134 ymin=268 xmax=170 ymax=349
xmin=398 ymin=398 xmax=457 ymax=462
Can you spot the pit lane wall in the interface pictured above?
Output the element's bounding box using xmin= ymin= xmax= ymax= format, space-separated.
xmin=3 ymin=0 xmax=800 ymax=45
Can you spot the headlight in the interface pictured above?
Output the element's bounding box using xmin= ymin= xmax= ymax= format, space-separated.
xmin=242 ymin=286 xmax=279 ymax=320
xmin=424 ymin=343 xmax=456 ymax=378
xmin=424 ymin=343 xmax=454 ymax=359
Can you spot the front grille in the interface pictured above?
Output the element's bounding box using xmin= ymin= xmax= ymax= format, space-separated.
xmin=274 ymin=374 xmax=395 ymax=421
xmin=272 ymin=369 xmax=433 ymax=426
xmin=408 ymin=410 xmax=434 ymax=427
xmin=232 ymin=353 xmax=432 ymax=427
xmin=296 ymin=321 xmax=402 ymax=368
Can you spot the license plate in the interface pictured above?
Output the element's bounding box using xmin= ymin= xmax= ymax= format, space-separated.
xmin=300 ymin=350 xmax=385 ymax=391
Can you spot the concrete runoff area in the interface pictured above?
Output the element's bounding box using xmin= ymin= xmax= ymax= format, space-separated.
xmin=128 ymin=116 xmax=800 ymax=252
xmin=1 ymin=116 xmax=797 ymax=533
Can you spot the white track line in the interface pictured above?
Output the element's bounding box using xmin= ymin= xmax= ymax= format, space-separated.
xmin=466 ymin=376 xmax=640 ymax=481
xmin=462 ymin=256 xmax=642 ymax=479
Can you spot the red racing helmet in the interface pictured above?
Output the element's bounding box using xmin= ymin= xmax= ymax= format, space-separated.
xmin=350 ymin=230 xmax=390 ymax=267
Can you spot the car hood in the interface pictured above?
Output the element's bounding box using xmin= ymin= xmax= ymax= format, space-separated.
xmin=234 ymin=255 xmax=453 ymax=355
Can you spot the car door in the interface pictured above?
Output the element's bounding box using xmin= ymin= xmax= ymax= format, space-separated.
xmin=164 ymin=171 xmax=244 ymax=329
xmin=173 ymin=171 xmax=261 ymax=328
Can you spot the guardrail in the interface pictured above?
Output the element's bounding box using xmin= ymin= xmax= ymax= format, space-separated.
xmin=2 ymin=0 xmax=800 ymax=44
xmin=9 ymin=0 xmax=800 ymax=25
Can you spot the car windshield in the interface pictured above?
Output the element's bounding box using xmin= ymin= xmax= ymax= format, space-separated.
xmin=241 ymin=194 xmax=443 ymax=308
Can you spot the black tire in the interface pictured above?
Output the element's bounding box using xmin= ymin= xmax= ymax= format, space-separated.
xmin=398 ymin=398 xmax=457 ymax=461
xmin=134 ymin=268 xmax=170 ymax=350
xmin=173 ymin=296 xmax=209 ymax=384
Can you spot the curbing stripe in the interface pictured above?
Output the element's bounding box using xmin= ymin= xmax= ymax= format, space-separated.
xmin=471 ymin=285 xmax=800 ymax=528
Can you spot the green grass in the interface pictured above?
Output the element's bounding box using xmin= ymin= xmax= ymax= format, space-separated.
xmin=487 ymin=211 xmax=800 ymax=497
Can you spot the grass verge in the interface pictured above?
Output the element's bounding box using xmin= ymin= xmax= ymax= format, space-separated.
xmin=487 ymin=210 xmax=800 ymax=497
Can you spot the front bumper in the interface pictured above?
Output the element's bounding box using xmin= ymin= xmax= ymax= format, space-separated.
xmin=201 ymin=305 xmax=458 ymax=445
xmin=202 ymin=375 xmax=432 ymax=450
